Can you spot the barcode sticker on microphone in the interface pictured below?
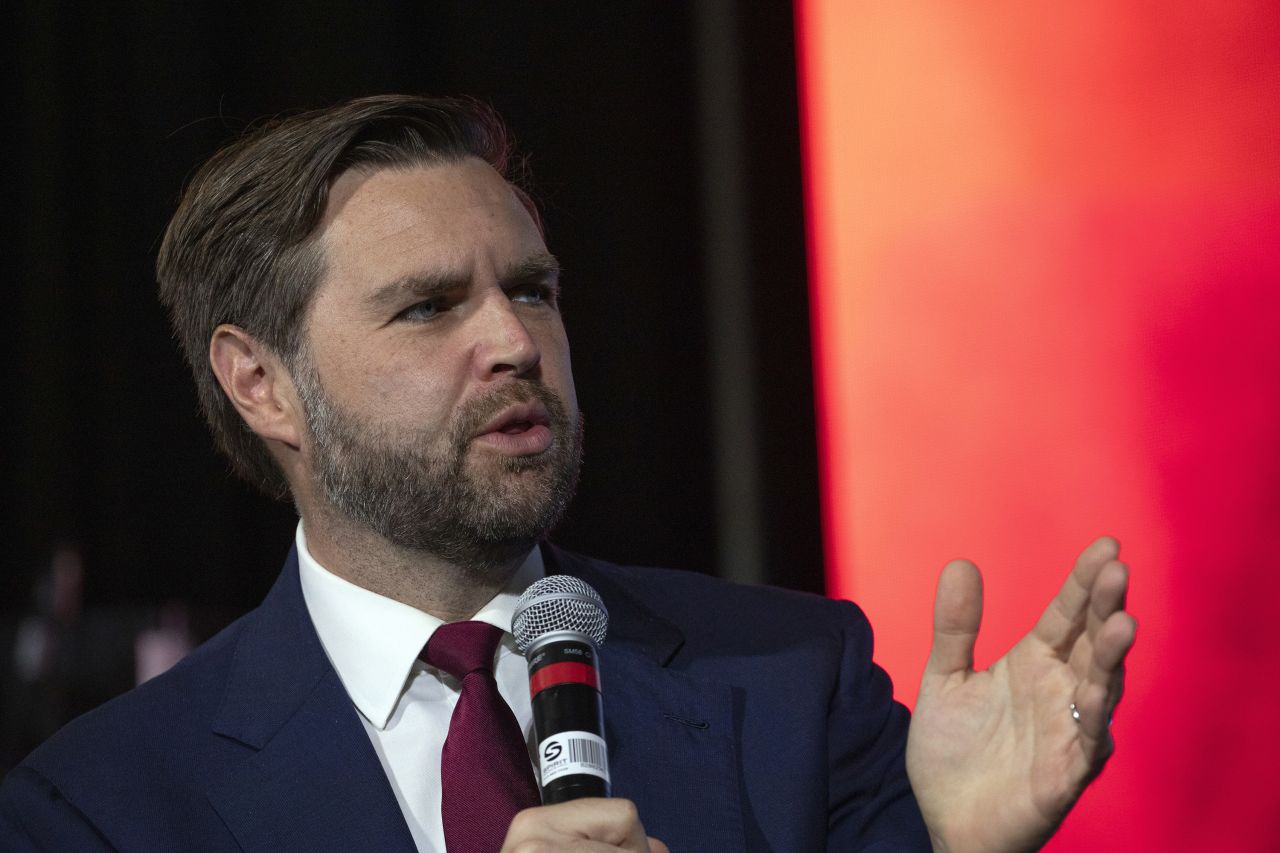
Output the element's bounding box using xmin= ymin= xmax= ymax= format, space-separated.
xmin=538 ymin=731 xmax=610 ymax=785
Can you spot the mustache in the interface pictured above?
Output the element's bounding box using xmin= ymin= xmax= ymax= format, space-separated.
xmin=449 ymin=381 xmax=572 ymax=446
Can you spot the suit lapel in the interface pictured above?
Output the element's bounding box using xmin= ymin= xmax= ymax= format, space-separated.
xmin=205 ymin=550 xmax=416 ymax=853
xmin=546 ymin=545 xmax=748 ymax=852
xmin=204 ymin=544 xmax=746 ymax=851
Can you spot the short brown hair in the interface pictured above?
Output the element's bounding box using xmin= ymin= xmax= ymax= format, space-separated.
xmin=157 ymin=95 xmax=532 ymax=496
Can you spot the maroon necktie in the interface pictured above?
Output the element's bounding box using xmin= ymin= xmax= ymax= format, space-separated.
xmin=422 ymin=621 xmax=541 ymax=853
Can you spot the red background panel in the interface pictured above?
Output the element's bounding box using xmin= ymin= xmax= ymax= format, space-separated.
xmin=795 ymin=2 xmax=1280 ymax=849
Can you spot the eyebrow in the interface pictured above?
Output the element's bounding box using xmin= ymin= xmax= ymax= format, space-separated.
xmin=501 ymin=252 xmax=561 ymax=287
xmin=363 ymin=251 xmax=561 ymax=312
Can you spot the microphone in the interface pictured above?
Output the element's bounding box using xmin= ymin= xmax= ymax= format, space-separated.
xmin=512 ymin=575 xmax=610 ymax=804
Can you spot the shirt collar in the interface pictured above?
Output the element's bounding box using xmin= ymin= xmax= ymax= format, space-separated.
xmin=295 ymin=522 xmax=544 ymax=729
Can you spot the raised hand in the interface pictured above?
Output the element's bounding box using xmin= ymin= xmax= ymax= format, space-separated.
xmin=905 ymin=537 xmax=1136 ymax=853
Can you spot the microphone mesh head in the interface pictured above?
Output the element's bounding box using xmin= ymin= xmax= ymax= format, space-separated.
xmin=512 ymin=575 xmax=608 ymax=652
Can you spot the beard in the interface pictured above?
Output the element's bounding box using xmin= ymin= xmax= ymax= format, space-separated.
xmin=294 ymin=362 xmax=583 ymax=576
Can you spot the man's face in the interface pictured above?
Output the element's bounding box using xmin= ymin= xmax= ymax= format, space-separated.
xmin=294 ymin=158 xmax=581 ymax=572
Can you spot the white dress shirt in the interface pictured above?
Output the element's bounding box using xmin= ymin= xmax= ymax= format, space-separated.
xmin=296 ymin=524 xmax=542 ymax=853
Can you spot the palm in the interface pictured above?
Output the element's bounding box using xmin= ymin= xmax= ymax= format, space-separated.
xmin=905 ymin=538 xmax=1135 ymax=853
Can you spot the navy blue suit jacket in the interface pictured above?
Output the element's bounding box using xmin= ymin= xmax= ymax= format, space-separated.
xmin=0 ymin=545 xmax=929 ymax=851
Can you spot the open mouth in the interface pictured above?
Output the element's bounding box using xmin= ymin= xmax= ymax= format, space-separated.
xmin=473 ymin=400 xmax=554 ymax=455
xmin=477 ymin=400 xmax=550 ymax=435
xmin=499 ymin=419 xmax=538 ymax=435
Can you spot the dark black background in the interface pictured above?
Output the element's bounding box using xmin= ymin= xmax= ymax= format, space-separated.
xmin=5 ymin=2 xmax=820 ymax=629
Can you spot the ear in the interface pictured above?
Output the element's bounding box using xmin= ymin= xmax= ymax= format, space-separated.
xmin=209 ymin=324 xmax=304 ymax=450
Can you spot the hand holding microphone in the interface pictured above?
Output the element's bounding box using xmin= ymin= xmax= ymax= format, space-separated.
xmin=502 ymin=576 xmax=666 ymax=852
xmin=512 ymin=575 xmax=611 ymax=803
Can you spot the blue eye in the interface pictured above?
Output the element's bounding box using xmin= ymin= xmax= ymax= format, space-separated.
xmin=511 ymin=283 xmax=558 ymax=307
xmin=400 ymin=300 xmax=442 ymax=321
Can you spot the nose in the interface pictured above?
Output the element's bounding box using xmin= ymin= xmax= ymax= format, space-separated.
xmin=473 ymin=290 xmax=541 ymax=379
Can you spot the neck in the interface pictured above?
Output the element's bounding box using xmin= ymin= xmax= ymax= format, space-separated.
xmin=300 ymin=505 xmax=529 ymax=622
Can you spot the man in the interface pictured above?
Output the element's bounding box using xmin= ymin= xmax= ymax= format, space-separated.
xmin=0 ymin=95 xmax=1134 ymax=852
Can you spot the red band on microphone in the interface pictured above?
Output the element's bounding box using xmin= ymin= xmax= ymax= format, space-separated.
xmin=529 ymin=661 xmax=599 ymax=697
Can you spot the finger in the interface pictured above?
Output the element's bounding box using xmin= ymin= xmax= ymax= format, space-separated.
xmin=1072 ymin=680 xmax=1114 ymax=766
xmin=1084 ymin=560 xmax=1130 ymax=656
xmin=648 ymin=838 xmax=671 ymax=853
xmin=1032 ymin=536 xmax=1120 ymax=653
xmin=1085 ymin=610 xmax=1137 ymax=704
xmin=503 ymin=799 xmax=655 ymax=852
xmin=502 ymin=834 xmax=644 ymax=851
xmin=1075 ymin=612 xmax=1136 ymax=757
xmin=925 ymin=559 xmax=983 ymax=678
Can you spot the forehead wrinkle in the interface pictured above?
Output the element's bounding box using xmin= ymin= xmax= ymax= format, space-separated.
xmin=322 ymin=159 xmax=478 ymax=231
xmin=360 ymin=249 xmax=555 ymax=314
xmin=317 ymin=169 xmax=553 ymax=318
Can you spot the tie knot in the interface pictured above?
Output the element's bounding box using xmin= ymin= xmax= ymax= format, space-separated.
xmin=422 ymin=620 xmax=505 ymax=680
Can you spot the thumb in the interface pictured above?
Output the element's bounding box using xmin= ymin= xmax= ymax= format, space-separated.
xmin=925 ymin=559 xmax=983 ymax=678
